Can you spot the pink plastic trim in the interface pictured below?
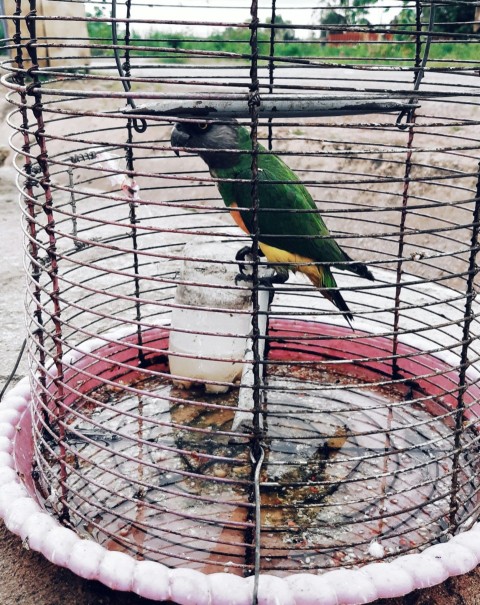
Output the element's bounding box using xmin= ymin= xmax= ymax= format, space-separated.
xmin=2 ymin=323 xmax=480 ymax=604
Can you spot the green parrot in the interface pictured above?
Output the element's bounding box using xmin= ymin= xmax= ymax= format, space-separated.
xmin=170 ymin=119 xmax=374 ymax=324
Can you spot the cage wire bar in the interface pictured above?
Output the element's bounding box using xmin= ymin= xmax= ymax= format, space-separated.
xmin=1 ymin=0 xmax=480 ymax=600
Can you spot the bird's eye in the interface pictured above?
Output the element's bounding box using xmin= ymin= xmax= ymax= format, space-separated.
xmin=198 ymin=123 xmax=209 ymax=131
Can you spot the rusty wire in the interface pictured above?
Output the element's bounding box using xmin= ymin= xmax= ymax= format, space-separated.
xmin=1 ymin=0 xmax=480 ymax=581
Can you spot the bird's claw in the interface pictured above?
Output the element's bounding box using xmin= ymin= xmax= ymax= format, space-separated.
xmin=235 ymin=272 xmax=253 ymax=286
xmin=259 ymin=271 xmax=289 ymax=305
xmin=235 ymin=269 xmax=289 ymax=304
xmin=235 ymin=245 xmax=254 ymax=275
xmin=234 ymin=245 xmax=288 ymax=302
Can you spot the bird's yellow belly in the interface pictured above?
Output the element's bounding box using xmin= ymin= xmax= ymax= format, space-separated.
xmin=259 ymin=242 xmax=322 ymax=287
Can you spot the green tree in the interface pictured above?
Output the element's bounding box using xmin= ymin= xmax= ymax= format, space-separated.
xmin=430 ymin=0 xmax=477 ymax=35
xmin=317 ymin=1 xmax=477 ymax=35
xmin=0 ymin=19 xmax=5 ymax=53
xmin=389 ymin=1 xmax=477 ymax=38
xmin=321 ymin=9 xmax=348 ymax=28
xmin=317 ymin=0 xmax=372 ymax=27
xmin=268 ymin=14 xmax=296 ymax=41
xmin=389 ymin=7 xmax=416 ymax=40
xmin=86 ymin=5 xmax=115 ymax=55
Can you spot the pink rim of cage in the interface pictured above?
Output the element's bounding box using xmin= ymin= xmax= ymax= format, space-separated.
xmin=1 ymin=320 xmax=480 ymax=605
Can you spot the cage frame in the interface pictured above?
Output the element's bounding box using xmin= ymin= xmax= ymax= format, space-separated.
xmin=1 ymin=0 xmax=480 ymax=602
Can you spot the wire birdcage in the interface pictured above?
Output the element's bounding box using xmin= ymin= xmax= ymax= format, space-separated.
xmin=1 ymin=0 xmax=480 ymax=603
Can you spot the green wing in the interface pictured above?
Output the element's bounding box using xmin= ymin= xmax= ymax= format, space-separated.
xmin=215 ymin=147 xmax=348 ymax=266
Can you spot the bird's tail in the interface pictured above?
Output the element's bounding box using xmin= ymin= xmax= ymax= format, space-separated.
xmin=341 ymin=252 xmax=375 ymax=282
xmin=302 ymin=264 xmax=353 ymax=328
xmin=324 ymin=288 xmax=354 ymax=329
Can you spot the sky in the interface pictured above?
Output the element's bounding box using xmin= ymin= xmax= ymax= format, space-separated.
xmin=97 ymin=0 xmax=405 ymax=36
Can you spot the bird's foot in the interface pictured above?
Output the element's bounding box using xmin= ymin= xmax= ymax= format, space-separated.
xmin=235 ymin=245 xmax=267 ymax=274
xmin=235 ymin=245 xmax=253 ymax=263
xmin=235 ymin=267 xmax=289 ymax=304
xmin=260 ymin=270 xmax=289 ymax=305
xmin=234 ymin=269 xmax=287 ymax=286
xmin=234 ymin=245 xmax=289 ymax=302
xmin=235 ymin=245 xmax=255 ymax=277
xmin=260 ymin=271 xmax=289 ymax=287
xmin=235 ymin=272 xmax=253 ymax=286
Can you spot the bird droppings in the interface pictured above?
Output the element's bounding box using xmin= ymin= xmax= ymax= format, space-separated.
xmin=368 ymin=540 xmax=385 ymax=559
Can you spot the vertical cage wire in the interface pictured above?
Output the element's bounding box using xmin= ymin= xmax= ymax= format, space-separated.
xmin=1 ymin=0 xmax=480 ymax=580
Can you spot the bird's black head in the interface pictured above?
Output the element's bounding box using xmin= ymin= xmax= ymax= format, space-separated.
xmin=170 ymin=120 xmax=241 ymax=169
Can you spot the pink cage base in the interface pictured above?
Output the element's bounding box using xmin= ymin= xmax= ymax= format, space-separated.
xmin=1 ymin=321 xmax=480 ymax=605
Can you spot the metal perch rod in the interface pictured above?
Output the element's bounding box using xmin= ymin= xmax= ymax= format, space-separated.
xmin=124 ymin=95 xmax=419 ymax=119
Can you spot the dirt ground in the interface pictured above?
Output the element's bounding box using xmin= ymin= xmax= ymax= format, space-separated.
xmin=0 ymin=74 xmax=480 ymax=604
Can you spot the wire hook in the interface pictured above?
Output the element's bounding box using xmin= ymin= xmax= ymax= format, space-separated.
xmin=111 ymin=0 xmax=147 ymax=133
xmin=396 ymin=1 xmax=436 ymax=130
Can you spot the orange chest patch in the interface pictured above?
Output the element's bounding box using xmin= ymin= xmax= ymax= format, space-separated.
xmin=229 ymin=202 xmax=250 ymax=235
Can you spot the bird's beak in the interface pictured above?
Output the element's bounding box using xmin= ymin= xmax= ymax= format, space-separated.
xmin=171 ymin=124 xmax=191 ymax=156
